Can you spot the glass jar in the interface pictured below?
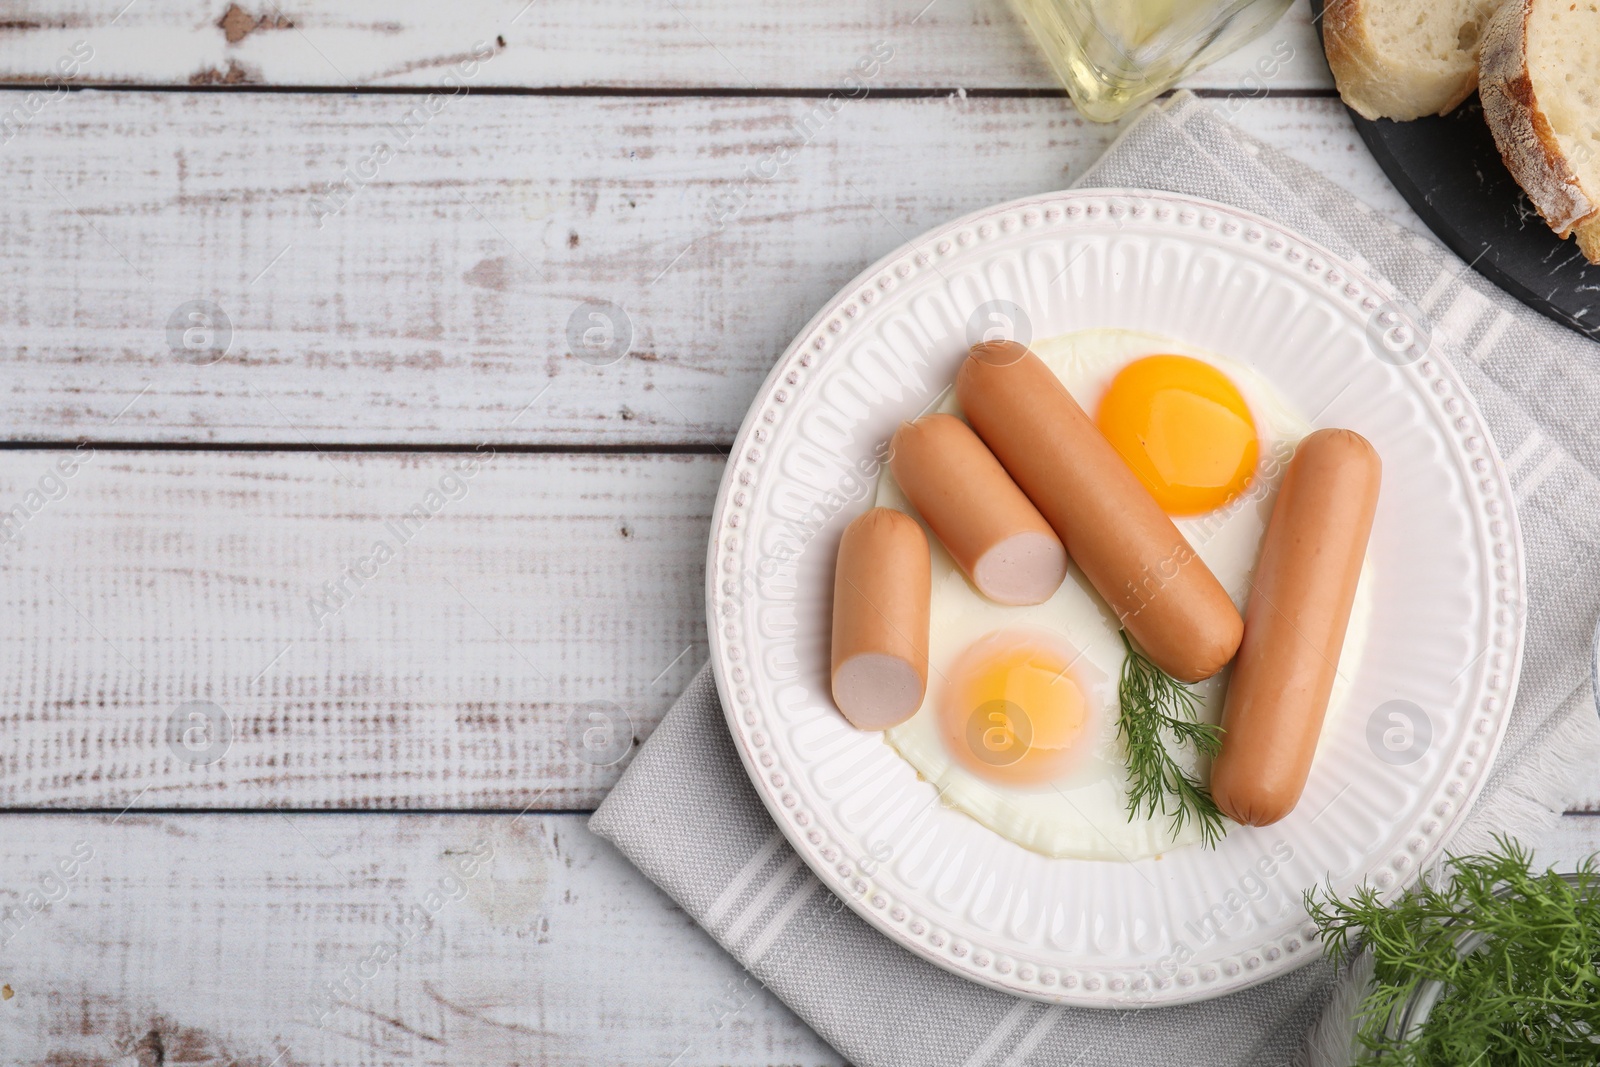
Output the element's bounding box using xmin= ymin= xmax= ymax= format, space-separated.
xmin=1007 ymin=0 xmax=1294 ymax=122
xmin=1378 ymin=873 xmax=1596 ymax=1058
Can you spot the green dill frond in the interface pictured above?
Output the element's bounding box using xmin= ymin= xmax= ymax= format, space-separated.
xmin=1305 ymin=836 xmax=1600 ymax=1065
xmin=1115 ymin=629 xmax=1228 ymax=848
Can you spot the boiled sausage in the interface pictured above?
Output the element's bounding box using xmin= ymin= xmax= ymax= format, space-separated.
xmin=890 ymin=414 xmax=1067 ymax=605
xmin=1209 ymin=428 xmax=1382 ymax=826
xmin=956 ymin=341 xmax=1243 ymax=682
xmin=831 ymin=507 xmax=932 ymax=729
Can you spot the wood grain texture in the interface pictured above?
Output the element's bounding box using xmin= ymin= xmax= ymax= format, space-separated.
xmin=1 ymin=3 xmax=1586 ymax=1057
xmin=1537 ymin=812 xmax=1600 ymax=865
xmin=0 ymin=813 xmax=844 ymax=1066
xmin=0 ymin=450 xmax=716 ymax=809
xmin=0 ymin=92 xmax=1413 ymax=448
xmin=4 ymin=446 xmax=1590 ymax=813
xmin=0 ymin=0 xmax=1331 ymax=91
xmin=0 ymin=811 xmax=1594 ymax=1066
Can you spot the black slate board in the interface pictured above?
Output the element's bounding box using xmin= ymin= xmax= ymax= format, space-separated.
xmin=1308 ymin=0 xmax=1600 ymax=342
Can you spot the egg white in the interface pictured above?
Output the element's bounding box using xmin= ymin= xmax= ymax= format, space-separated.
xmin=879 ymin=328 xmax=1373 ymax=860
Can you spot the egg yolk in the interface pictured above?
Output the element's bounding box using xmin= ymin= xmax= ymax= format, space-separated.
xmin=1095 ymin=354 xmax=1259 ymax=515
xmin=939 ymin=630 xmax=1089 ymax=786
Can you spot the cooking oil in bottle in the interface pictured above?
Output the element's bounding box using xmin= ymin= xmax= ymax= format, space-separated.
xmin=1007 ymin=0 xmax=1293 ymax=121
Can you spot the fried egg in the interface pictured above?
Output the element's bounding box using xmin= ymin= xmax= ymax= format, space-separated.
xmin=1096 ymin=354 xmax=1260 ymax=516
xmin=878 ymin=328 xmax=1372 ymax=860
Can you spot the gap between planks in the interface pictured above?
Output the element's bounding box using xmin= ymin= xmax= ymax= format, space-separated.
xmin=0 ymin=82 xmax=1341 ymax=98
xmin=0 ymin=441 xmax=735 ymax=455
xmin=0 ymin=806 xmax=606 ymax=815
xmin=4 ymin=806 xmax=1594 ymax=816
xmin=0 ymin=0 xmax=1333 ymax=91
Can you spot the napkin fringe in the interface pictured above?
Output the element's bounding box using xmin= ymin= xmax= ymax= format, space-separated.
xmin=1300 ymin=952 xmax=1373 ymax=1067
xmin=1450 ymin=694 xmax=1600 ymax=860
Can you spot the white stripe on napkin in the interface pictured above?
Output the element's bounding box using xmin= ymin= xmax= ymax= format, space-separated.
xmin=747 ymin=874 xmax=824 ymax=964
xmin=1502 ymin=429 xmax=1546 ymax=478
xmin=1517 ymin=449 xmax=1564 ymax=501
xmin=722 ymin=853 xmax=803 ymax=946
xmin=704 ymin=828 xmax=786 ymax=927
xmin=1436 ymin=286 xmax=1493 ymax=350
xmin=1469 ymin=309 xmax=1515 ymax=364
xmin=1000 ymin=1005 xmax=1065 ymax=1067
xmin=960 ymin=1000 xmax=1032 ymax=1067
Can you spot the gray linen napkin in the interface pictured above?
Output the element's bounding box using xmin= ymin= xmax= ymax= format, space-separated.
xmin=591 ymin=92 xmax=1600 ymax=1067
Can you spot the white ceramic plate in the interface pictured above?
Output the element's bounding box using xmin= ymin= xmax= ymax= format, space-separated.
xmin=704 ymin=190 xmax=1525 ymax=1007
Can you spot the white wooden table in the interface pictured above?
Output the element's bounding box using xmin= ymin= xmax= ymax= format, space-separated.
xmin=0 ymin=2 xmax=1593 ymax=1063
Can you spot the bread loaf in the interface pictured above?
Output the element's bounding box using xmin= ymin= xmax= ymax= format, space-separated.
xmin=1480 ymin=0 xmax=1600 ymax=263
xmin=1324 ymin=0 xmax=1506 ymax=120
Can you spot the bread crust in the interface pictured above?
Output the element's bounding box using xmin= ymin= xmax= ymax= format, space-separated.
xmin=1577 ymin=218 xmax=1600 ymax=263
xmin=1480 ymin=0 xmax=1599 ymax=253
xmin=1324 ymin=0 xmax=1480 ymax=121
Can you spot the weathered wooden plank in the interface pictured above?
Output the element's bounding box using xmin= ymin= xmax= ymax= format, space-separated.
xmin=0 ymin=0 xmax=1330 ymax=91
xmin=0 ymin=92 xmax=1409 ymax=447
xmin=1567 ymin=781 xmax=1600 ymax=813
xmin=0 ymin=450 xmax=716 ymax=809
xmin=2 ymin=446 xmax=1588 ymax=815
xmin=2 ymin=812 xmax=1594 ymax=1066
xmin=1536 ymin=812 xmax=1600 ymax=865
xmin=0 ymin=812 xmax=843 ymax=1066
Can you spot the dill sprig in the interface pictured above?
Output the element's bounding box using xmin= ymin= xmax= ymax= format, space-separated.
xmin=1115 ymin=629 xmax=1227 ymax=848
xmin=1306 ymin=836 xmax=1600 ymax=1066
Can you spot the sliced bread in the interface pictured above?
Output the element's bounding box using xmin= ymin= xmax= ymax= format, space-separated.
xmin=1323 ymin=0 xmax=1507 ymax=120
xmin=1480 ymin=0 xmax=1600 ymax=263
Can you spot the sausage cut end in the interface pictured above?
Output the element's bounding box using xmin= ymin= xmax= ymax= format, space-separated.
xmin=830 ymin=507 xmax=930 ymax=731
xmin=889 ymin=413 xmax=1065 ymax=607
xmin=972 ymin=531 xmax=1069 ymax=605
xmin=833 ymin=653 xmax=926 ymax=731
